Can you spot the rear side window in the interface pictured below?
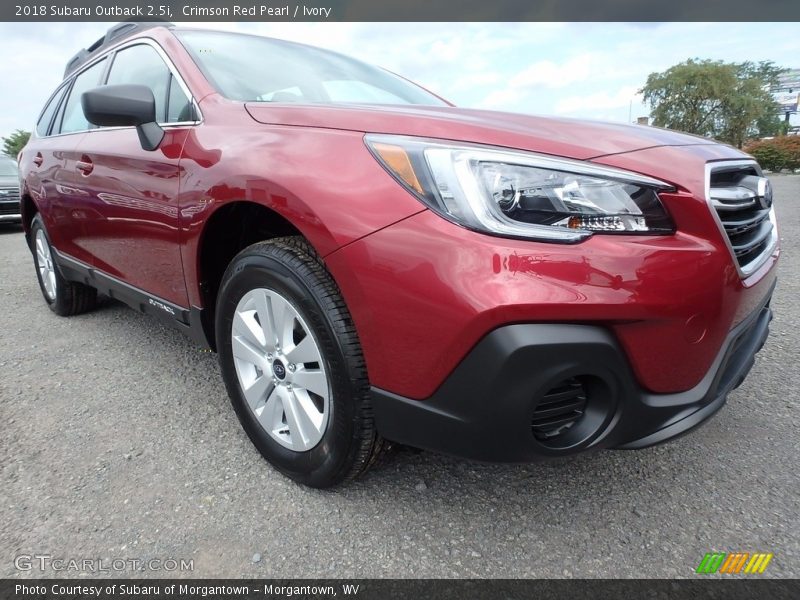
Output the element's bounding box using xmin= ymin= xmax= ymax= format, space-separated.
xmin=36 ymin=84 xmax=68 ymax=137
xmin=107 ymin=44 xmax=191 ymax=123
xmin=59 ymin=58 xmax=108 ymax=134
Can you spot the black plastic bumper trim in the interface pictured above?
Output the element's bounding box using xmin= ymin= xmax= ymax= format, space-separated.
xmin=53 ymin=248 xmax=212 ymax=349
xmin=372 ymin=284 xmax=775 ymax=462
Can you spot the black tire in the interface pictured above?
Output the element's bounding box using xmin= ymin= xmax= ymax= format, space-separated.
xmin=30 ymin=214 xmax=97 ymax=317
xmin=216 ymin=236 xmax=384 ymax=488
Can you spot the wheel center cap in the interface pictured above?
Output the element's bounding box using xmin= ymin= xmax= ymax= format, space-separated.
xmin=272 ymin=359 xmax=287 ymax=380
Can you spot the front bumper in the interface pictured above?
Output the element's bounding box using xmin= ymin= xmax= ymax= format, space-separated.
xmin=372 ymin=283 xmax=774 ymax=462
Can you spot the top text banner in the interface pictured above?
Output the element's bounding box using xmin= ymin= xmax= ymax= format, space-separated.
xmin=6 ymin=0 xmax=800 ymax=21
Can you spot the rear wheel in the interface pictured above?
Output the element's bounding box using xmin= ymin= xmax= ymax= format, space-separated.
xmin=30 ymin=214 xmax=96 ymax=316
xmin=215 ymin=237 xmax=384 ymax=488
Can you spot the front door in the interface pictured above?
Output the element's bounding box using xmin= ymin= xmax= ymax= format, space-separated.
xmin=70 ymin=41 xmax=197 ymax=306
xmin=39 ymin=57 xmax=109 ymax=265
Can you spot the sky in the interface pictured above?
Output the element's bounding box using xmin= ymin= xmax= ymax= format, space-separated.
xmin=1 ymin=21 xmax=799 ymax=140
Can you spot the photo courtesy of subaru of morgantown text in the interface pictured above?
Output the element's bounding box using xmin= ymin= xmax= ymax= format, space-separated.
xmin=18 ymin=22 xmax=779 ymax=489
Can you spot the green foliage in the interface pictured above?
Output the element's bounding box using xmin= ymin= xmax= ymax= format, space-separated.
xmin=640 ymin=59 xmax=785 ymax=148
xmin=2 ymin=129 xmax=31 ymax=158
xmin=744 ymin=136 xmax=800 ymax=172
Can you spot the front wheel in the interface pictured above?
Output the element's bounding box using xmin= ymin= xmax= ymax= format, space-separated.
xmin=215 ymin=237 xmax=384 ymax=488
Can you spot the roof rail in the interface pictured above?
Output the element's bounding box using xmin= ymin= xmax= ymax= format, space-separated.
xmin=63 ymin=21 xmax=174 ymax=78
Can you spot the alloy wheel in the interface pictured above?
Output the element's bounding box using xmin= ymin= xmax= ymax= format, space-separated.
xmin=35 ymin=229 xmax=56 ymax=301
xmin=231 ymin=288 xmax=330 ymax=451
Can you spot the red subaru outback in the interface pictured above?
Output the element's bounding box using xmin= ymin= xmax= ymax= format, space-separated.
xmin=19 ymin=23 xmax=779 ymax=487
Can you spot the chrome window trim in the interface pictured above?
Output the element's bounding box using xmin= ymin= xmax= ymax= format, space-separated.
xmin=33 ymin=81 xmax=71 ymax=139
xmin=704 ymin=159 xmax=778 ymax=279
xmin=39 ymin=36 xmax=203 ymax=139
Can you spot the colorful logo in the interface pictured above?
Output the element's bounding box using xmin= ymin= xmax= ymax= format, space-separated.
xmin=696 ymin=552 xmax=773 ymax=574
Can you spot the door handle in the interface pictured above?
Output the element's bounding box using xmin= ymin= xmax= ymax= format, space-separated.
xmin=76 ymin=156 xmax=93 ymax=176
xmin=33 ymin=152 xmax=43 ymax=167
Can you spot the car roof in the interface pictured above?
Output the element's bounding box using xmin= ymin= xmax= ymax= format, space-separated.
xmin=64 ymin=23 xmax=355 ymax=82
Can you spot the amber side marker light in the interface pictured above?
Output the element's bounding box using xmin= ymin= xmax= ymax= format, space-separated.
xmin=371 ymin=142 xmax=425 ymax=195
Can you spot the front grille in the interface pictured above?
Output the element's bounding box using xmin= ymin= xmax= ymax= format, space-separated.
xmin=0 ymin=203 xmax=20 ymax=215
xmin=0 ymin=186 xmax=20 ymax=216
xmin=708 ymin=163 xmax=775 ymax=275
xmin=531 ymin=377 xmax=587 ymax=442
xmin=0 ymin=186 xmax=19 ymax=201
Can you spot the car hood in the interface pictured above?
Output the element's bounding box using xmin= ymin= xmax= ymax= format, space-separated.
xmin=0 ymin=175 xmax=18 ymax=188
xmin=244 ymin=103 xmax=719 ymax=161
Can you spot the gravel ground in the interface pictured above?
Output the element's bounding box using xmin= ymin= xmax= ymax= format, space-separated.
xmin=1 ymin=176 xmax=798 ymax=579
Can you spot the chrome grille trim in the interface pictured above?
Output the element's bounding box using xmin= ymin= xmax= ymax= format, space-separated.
xmin=0 ymin=194 xmax=21 ymax=202
xmin=705 ymin=160 xmax=778 ymax=278
xmin=709 ymin=185 xmax=758 ymax=210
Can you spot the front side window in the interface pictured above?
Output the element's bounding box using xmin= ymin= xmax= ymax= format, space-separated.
xmin=177 ymin=30 xmax=447 ymax=107
xmin=59 ymin=58 xmax=107 ymax=134
xmin=167 ymin=75 xmax=194 ymax=122
xmin=107 ymin=43 xmax=191 ymax=123
xmin=36 ymin=84 xmax=68 ymax=137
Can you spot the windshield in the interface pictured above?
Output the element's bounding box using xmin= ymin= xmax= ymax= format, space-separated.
xmin=177 ymin=30 xmax=447 ymax=107
xmin=0 ymin=159 xmax=18 ymax=177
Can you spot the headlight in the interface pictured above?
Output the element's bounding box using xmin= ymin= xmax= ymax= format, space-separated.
xmin=366 ymin=134 xmax=675 ymax=243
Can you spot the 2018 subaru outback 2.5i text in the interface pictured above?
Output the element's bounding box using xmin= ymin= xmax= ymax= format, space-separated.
xmin=18 ymin=23 xmax=779 ymax=487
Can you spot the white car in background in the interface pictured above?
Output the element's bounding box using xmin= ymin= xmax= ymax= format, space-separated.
xmin=0 ymin=156 xmax=21 ymax=224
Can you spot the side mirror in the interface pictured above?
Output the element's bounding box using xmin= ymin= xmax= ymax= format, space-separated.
xmin=82 ymin=84 xmax=164 ymax=151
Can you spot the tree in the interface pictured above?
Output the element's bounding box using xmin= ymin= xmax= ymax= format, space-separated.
xmin=640 ymin=59 xmax=784 ymax=148
xmin=2 ymin=129 xmax=31 ymax=159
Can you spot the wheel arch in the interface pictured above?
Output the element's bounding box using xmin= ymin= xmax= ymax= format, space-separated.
xmin=194 ymin=200 xmax=308 ymax=350
xmin=20 ymin=192 xmax=39 ymax=248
